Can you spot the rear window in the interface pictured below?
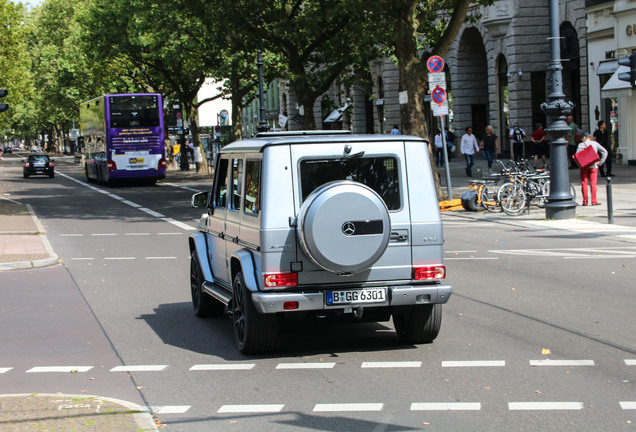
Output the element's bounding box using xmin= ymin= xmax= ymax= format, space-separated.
xmin=28 ymin=155 xmax=50 ymax=162
xmin=300 ymin=157 xmax=400 ymax=210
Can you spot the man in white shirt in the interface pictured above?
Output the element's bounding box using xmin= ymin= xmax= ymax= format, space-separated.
xmin=460 ymin=126 xmax=480 ymax=177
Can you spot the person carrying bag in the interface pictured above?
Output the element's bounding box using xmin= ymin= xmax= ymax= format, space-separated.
xmin=575 ymin=133 xmax=607 ymax=206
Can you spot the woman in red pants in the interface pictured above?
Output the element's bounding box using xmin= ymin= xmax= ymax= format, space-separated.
xmin=577 ymin=133 xmax=608 ymax=206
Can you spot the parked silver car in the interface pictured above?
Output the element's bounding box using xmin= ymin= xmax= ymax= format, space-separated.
xmin=190 ymin=131 xmax=451 ymax=353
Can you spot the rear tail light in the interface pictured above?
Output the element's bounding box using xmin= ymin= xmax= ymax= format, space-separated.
xmin=107 ymin=160 xmax=117 ymax=171
xmin=264 ymin=272 xmax=298 ymax=288
xmin=413 ymin=265 xmax=446 ymax=280
xmin=158 ymin=158 xmax=167 ymax=169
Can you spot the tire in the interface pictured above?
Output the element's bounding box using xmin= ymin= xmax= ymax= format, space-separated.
xmin=479 ymin=184 xmax=501 ymax=213
xmin=461 ymin=190 xmax=483 ymax=212
xmin=190 ymin=252 xmax=224 ymax=318
xmin=23 ymin=173 xmax=29 ymax=178
xmin=393 ymin=304 xmax=442 ymax=344
xmin=49 ymin=172 xmax=55 ymax=178
xmin=498 ymin=182 xmax=527 ymax=216
xmin=232 ymin=271 xmax=278 ymax=354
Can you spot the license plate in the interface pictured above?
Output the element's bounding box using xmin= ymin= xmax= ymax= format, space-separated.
xmin=34 ymin=162 xmax=45 ymax=167
xmin=129 ymin=157 xmax=145 ymax=164
xmin=326 ymin=288 xmax=387 ymax=305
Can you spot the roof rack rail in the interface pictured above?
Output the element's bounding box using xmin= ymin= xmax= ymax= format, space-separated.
xmin=256 ymin=130 xmax=352 ymax=138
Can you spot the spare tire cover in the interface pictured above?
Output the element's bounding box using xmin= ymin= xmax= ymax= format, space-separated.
xmin=297 ymin=180 xmax=391 ymax=274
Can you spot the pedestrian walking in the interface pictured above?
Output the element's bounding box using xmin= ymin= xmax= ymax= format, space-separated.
xmin=445 ymin=127 xmax=456 ymax=162
xmin=460 ymin=126 xmax=480 ymax=177
xmin=531 ymin=123 xmax=547 ymax=169
xmin=509 ymin=124 xmax=526 ymax=162
xmin=480 ymin=125 xmax=498 ymax=171
xmin=577 ymin=132 xmax=608 ymax=206
xmin=390 ymin=125 xmax=400 ymax=135
xmin=434 ymin=129 xmax=444 ymax=167
xmin=594 ymin=120 xmax=614 ymax=177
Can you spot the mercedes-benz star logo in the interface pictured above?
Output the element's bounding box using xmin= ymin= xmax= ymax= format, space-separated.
xmin=342 ymin=221 xmax=356 ymax=236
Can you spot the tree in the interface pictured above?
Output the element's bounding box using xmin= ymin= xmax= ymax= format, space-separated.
xmin=372 ymin=0 xmax=482 ymax=199
xmin=227 ymin=0 xmax=381 ymax=130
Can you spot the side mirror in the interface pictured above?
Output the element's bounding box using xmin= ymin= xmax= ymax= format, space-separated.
xmin=191 ymin=191 xmax=209 ymax=208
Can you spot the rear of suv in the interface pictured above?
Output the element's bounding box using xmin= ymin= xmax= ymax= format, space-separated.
xmin=190 ymin=131 xmax=451 ymax=353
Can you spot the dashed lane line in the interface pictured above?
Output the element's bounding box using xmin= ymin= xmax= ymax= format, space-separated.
xmin=0 ymin=368 xmax=13 ymax=373
xmin=620 ymin=402 xmax=636 ymax=410
xmin=442 ymin=360 xmax=505 ymax=367
xmin=626 ymin=359 xmax=636 ymax=365
xmin=110 ymin=365 xmax=167 ymax=372
xmin=411 ymin=402 xmax=481 ymax=411
xmin=508 ymin=402 xmax=584 ymax=411
xmin=276 ymin=363 xmax=336 ymax=369
xmin=361 ymin=361 xmax=421 ymax=368
xmin=153 ymin=406 xmax=191 ymax=414
xmin=57 ymin=172 xmax=195 ymax=231
xmin=218 ymin=404 xmax=285 ymax=413
xmin=190 ymin=364 xmax=255 ymax=371
xmin=313 ymin=403 xmax=383 ymax=412
xmin=26 ymin=366 xmax=93 ymax=373
xmin=529 ymin=360 xmax=595 ymax=366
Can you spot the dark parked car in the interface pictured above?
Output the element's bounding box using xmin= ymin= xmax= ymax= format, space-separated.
xmin=23 ymin=154 xmax=55 ymax=178
xmin=2 ymin=146 xmax=11 ymax=153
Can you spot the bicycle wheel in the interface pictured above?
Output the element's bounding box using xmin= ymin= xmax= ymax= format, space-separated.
xmin=498 ymin=182 xmax=527 ymax=216
xmin=480 ymin=183 xmax=502 ymax=213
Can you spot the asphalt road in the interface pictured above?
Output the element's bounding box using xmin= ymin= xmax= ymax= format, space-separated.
xmin=1 ymin=155 xmax=634 ymax=431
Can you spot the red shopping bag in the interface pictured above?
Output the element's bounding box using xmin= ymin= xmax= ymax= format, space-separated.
xmin=572 ymin=145 xmax=600 ymax=168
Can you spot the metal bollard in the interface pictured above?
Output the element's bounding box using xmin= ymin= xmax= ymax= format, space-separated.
xmin=606 ymin=177 xmax=613 ymax=224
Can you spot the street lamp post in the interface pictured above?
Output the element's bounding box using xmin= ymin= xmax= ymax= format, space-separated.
xmin=256 ymin=51 xmax=270 ymax=133
xmin=541 ymin=0 xmax=576 ymax=219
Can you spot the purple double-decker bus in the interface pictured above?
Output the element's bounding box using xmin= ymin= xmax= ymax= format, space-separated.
xmin=79 ymin=93 xmax=166 ymax=184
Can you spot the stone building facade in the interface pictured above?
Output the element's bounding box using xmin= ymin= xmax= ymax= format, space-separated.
xmin=279 ymin=0 xmax=589 ymax=159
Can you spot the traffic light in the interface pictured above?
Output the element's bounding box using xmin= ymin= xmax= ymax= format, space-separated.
xmin=0 ymin=89 xmax=7 ymax=113
xmin=618 ymin=53 xmax=636 ymax=88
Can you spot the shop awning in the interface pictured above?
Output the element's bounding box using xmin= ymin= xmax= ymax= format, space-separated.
xmin=597 ymin=60 xmax=618 ymax=75
xmin=601 ymin=65 xmax=633 ymax=98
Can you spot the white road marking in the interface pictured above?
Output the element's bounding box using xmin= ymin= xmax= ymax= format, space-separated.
xmin=563 ymin=255 xmax=636 ymax=259
xmin=0 ymin=368 xmax=13 ymax=373
xmin=60 ymin=234 xmax=84 ymax=237
xmin=161 ymin=182 xmax=201 ymax=192
xmin=110 ymin=365 xmax=167 ymax=372
xmin=153 ymin=406 xmax=191 ymax=414
xmin=444 ymin=257 xmax=499 ymax=260
xmin=145 ymin=256 xmax=177 ymax=260
xmin=313 ymin=403 xmax=383 ymax=412
xmin=162 ymin=217 xmax=195 ymax=231
xmin=190 ymin=364 xmax=255 ymax=371
xmin=92 ymin=233 xmax=117 ymax=236
xmin=625 ymin=359 xmax=636 ymax=365
xmin=218 ymin=404 xmax=284 ymax=413
xmin=104 ymin=257 xmax=136 ymax=260
xmin=361 ymin=361 xmax=421 ymax=368
xmin=445 ymin=250 xmax=477 ymax=254
xmin=27 ymin=366 xmax=93 ymax=373
xmin=125 ymin=232 xmax=150 ymax=236
xmin=158 ymin=232 xmax=183 ymax=235
xmin=508 ymin=402 xmax=583 ymax=410
xmin=442 ymin=361 xmax=505 ymax=367
xmin=276 ymin=363 xmax=336 ymax=369
xmin=121 ymin=200 xmax=142 ymax=208
xmin=529 ymin=360 xmax=594 ymax=366
xmin=140 ymin=207 xmax=165 ymax=218
xmin=70 ymin=257 xmax=94 ymax=261
xmin=620 ymin=402 xmax=636 ymax=410
xmin=411 ymin=402 xmax=481 ymax=411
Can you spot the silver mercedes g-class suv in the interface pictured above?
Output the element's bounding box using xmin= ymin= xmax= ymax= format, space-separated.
xmin=190 ymin=131 xmax=451 ymax=353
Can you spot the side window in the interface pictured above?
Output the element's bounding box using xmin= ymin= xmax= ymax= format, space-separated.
xmin=231 ymin=158 xmax=244 ymax=210
xmin=243 ymin=159 xmax=261 ymax=216
xmin=214 ymin=158 xmax=229 ymax=208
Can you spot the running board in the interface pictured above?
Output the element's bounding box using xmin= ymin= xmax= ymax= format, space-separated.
xmin=202 ymin=281 xmax=232 ymax=305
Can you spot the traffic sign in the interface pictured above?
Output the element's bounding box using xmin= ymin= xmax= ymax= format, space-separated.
xmin=427 ymin=56 xmax=445 ymax=73
xmin=431 ymin=86 xmax=447 ymax=105
xmin=428 ymin=72 xmax=447 ymax=90
xmin=432 ymin=100 xmax=449 ymax=116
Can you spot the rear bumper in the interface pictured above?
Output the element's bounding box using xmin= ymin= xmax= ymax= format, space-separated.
xmin=251 ymin=284 xmax=452 ymax=314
